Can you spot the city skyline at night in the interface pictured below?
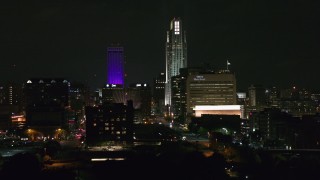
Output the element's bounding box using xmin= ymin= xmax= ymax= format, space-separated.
xmin=1 ymin=1 xmax=320 ymax=179
xmin=0 ymin=0 xmax=319 ymax=91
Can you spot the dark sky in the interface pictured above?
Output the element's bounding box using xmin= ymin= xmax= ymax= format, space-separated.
xmin=0 ymin=0 xmax=319 ymax=90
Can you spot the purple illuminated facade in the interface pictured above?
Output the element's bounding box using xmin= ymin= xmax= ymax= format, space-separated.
xmin=107 ymin=47 xmax=124 ymax=86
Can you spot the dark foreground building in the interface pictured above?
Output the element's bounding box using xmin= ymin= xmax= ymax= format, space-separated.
xmin=85 ymin=100 xmax=134 ymax=146
xmin=24 ymin=78 xmax=70 ymax=138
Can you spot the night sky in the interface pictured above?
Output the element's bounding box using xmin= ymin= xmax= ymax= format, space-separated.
xmin=1 ymin=0 xmax=319 ymax=90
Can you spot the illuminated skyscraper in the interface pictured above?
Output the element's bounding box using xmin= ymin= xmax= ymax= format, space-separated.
xmin=107 ymin=47 xmax=124 ymax=86
xmin=165 ymin=17 xmax=187 ymax=106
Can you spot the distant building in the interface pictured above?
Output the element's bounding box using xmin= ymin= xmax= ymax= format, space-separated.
xmin=85 ymin=101 xmax=134 ymax=146
xmin=152 ymin=73 xmax=165 ymax=115
xmin=127 ymin=83 xmax=151 ymax=118
xmin=0 ymin=82 xmax=22 ymax=106
xmin=101 ymin=84 xmax=126 ymax=104
xmin=236 ymin=92 xmax=247 ymax=105
xmin=248 ymin=85 xmax=266 ymax=107
xmin=68 ymin=82 xmax=90 ymax=130
xmin=0 ymin=82 xmax=23 ymax=130
xmin=186 ymin=71 xmax=237 ymax=116
xmin=265 ymin=86 xmax=280 ymax=107
xmin=107 ymin=47 xmax=125 ymax=86
xmin=69 ymin=82 xmax=90 ymax=112
xmin=165 ymin=17 xmax=187 ymax=106
xmin=171 ymin=67 xmax=204 ymax=122
xmin=249 ymin=108 xmax=299 ymax=148
xmin=24 ymin=78 xmax=69 ymax=108
xmin=101 ymin=83 xmax=151 ymax=122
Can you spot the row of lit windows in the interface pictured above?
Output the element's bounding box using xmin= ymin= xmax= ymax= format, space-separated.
xmin=104 ymin=127 xmax=127 ymax=134
xmin=106 ymin=117 xmax=126 ymax=121
xmin=191 ymin=97 xmax=232 ymax=100
xmin=190 ymin=93 xmax=234 ymax=96
xmin=190 ymin=84 xmax=234 ymax=86
xmin=190 ymin=89 xmax=234 ymax=92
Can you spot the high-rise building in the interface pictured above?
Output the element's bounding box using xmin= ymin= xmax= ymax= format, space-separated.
xmin=152 ymin=73 xmax=165 ymax=115
xmin=248 ymin=85 xmax=266 ymax=107
xmin=165 ymin=17 xmax=187 ymax=106
xmin=107 ymin=47 xmax=124 ymax=86
xmin=171 ymin=70 xmax=188 ymax=121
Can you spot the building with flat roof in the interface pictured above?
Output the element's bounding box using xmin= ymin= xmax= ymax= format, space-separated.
xmin=85 ymin=101 xmax=134 ymax=146
xmin=107 ymin=47 xmax=124 ymax=86
xmin=186 ymin=71 xmax=237 ymax=116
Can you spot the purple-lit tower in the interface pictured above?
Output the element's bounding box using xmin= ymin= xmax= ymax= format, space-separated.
xmin=107 ymin=47 xmax=124 ymax=86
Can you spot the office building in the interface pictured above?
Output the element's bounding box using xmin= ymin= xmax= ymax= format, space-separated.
xmin=24 ymin=78 xmax=70 ymax=137
xmin=24 ymin=78 xmax=69 ymax=108
xmin=165 ymin=17 xmax=187 ymax=106
xmin=152 ymin=73 xmax=165 ymax=115
xmin=85 ymin=101 xmax=134 ymax=146
xmin=186 ymin=71 xmax=237 ymax=116
xmin=127 ymin=83 xmax=151 ymax=118
xmin=101 ymin=83 xmax=151 ymax=122
xmin=248 ymin=85 xmax=266 ymax=107
xmin=107 ymin=47 xmax=125 ymax=86
xmin=102 ymin=84 xmax=126 ymax=104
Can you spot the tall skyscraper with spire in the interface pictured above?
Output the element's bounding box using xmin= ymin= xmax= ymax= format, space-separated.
xmin=107 ymin=47 xmax=124 ymax=86
xmin=165 ymin=17 xmax=187 ymax=106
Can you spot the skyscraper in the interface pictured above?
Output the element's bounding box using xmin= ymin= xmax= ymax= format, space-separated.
xmin=107 ymin=47 xmax=124 ymax=86
xmin=165 ymin=17 xmax=187 ymax=106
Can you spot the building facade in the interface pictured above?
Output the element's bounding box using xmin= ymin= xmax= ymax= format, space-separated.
xmin=24 ymin=78 xmax=70 ymax=137
xmin=165 ymin=17 xmax=187 ymax=106
xmin=107 ymin=47 xmax=125 ymax=86
xmin=152 ymin=73 xmax=166 ymax=115
xmin=186 ymin=71 xmax=237 ymax=116
xmin=85 ymin=101 xmax=134 ymax=146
